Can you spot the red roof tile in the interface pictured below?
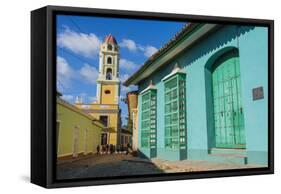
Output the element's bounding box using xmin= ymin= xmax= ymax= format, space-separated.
xmin=104 ymin=34 xmax=117 ymax=44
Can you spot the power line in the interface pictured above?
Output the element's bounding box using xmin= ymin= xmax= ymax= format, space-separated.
xmin=68 ymin=16 xmax=102 ymax=48
xmin=57 ymin=16 xmax=101 ymax=66
xmin=58 ymin=47 xmax=94 ymax=65
xmin=69 ymin=17 xmax=84 ymax=34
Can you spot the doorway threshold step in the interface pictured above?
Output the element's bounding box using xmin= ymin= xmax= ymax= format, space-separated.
xmin=208 ymin=148 xmax=247 ymax=164
xmin=210 ymin=148 xmax=246 ymax=156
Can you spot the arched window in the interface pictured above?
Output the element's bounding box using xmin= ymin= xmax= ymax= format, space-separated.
xmin=107 ymin=44 xmax=112 ymax=51
xmin=107 ymin=57 xmax=112 ymax=64
xmin=106 ymin=68 xmax=112 ymax=80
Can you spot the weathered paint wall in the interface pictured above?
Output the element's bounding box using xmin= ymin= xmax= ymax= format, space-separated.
xmin=57 ymin=101 xmax=102 ymax=158
xmin=137 ymin=25 xmax=268 ymax=165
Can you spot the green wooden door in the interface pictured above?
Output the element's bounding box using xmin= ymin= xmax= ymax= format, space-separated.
xmin=212 ymin=51 xmax=245 ymax=149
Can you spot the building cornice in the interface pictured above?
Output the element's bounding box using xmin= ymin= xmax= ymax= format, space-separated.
xmin=162 ymin=64 xmax=186 ymax=82
xmin=97 ymin=78 xmax=120 ymax=84
xmin=140 ymin=81 xmax=157 ymax=95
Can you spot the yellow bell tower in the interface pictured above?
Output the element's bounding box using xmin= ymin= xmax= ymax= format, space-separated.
xmin=76 ymin=34 xmax=121 ymax=146
xmin=96 ymin=34 xmax=120 ymax=104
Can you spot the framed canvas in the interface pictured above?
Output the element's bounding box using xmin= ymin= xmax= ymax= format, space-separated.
xmin=31 ymin=5 xmax=274 ymax=188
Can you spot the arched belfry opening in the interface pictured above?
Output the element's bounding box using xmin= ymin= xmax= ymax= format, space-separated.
xmin=107 ymin=56 xmax=112 ymax=64
xmin=107 ymin=44 xmax=112 ymax=51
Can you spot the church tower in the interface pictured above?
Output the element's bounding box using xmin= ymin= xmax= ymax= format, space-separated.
xmin=75 ymin=34 xmax=122 ymax=146
xmin=96 ymin=34 xmax=120 ymax=104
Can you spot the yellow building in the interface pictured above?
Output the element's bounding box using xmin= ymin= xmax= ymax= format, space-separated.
xmin=76 ymin=34 xmax=121 ymax=146
xmin=57 ymin=94 xmax=104 ymax=160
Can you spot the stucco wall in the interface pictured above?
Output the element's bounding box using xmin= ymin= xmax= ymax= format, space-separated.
xmin=57 ymin=102 xmax=102 ymax=158
xmin=137 ymin=25 xmax=268 ymax=165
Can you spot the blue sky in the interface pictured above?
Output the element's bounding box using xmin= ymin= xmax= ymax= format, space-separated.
xmin=56 ymin=14 xmax=187 ymax=126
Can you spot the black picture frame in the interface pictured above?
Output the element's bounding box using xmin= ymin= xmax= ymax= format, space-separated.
xmin=31 ymin=5 xmax=274 ymax=188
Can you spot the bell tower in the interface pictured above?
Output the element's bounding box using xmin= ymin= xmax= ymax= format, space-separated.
xmin=96 ymin=34 xmax=120 ymax=104
xmin=76 ymin=34 xmax=122 ymax=146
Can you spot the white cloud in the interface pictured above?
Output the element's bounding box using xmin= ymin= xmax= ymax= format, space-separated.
xmin=60 ymin=92 xmax=95 ymax=104
xmin=119 ymin=39 xmax=138 ymax=51
xmin=79 ymin=63 xmax=99 ymax=84
xmin=119 ymin=59 xmax=139 ymax=71
xmin=119 ymin=38 xmax=158 ymax=58
xmin=57 ymin=56 xmax=99 ymax=93
xmin=121 ymin=85 xmax=133 ymax=94
xmin=120 ymin=73 xmax=130 ymax=83
xmin=57 ymin=27 xmax=102 ymax=58
xmin=120 ymin=84 xmax=138 ymax=97
xmin=119 ymin=73 xmax=138 ymax=97
xmin=57 ymin=57 xmax=99 ymax=103
xmin=57 ymin=56 xmax=75 ymax=90
xmin=60 ymin=92 xmax=97 ymax=104
xmin=61 ymin=94 xmax=74 ymax=102
xmin=78 ymin=93 xmax=96 ymax=103
xmin=142 ymin=46 xmax=158 ymax=57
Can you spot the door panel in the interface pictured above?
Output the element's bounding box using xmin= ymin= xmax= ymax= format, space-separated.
xmin=212 ymin=50 xmax=245 ymax=149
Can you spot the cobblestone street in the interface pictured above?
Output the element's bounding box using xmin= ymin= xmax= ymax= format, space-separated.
xmin=57 ymin=154 xmax=164 ymax=179
xmin=57 ymin=153 xmax=263 ymax=180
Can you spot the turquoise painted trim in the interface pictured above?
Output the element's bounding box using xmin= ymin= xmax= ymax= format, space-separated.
xmin=205 ymin=46 xmax=238 ymax=71
xmin=162 ymin=69 xmax=186 ymax=82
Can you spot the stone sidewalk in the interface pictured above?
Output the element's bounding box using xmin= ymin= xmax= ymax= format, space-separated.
xmin=151 ymin=158 xmax=263 ymax=173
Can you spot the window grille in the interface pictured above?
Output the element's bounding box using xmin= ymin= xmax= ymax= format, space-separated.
xmin=164 ymin=74 xmax=186 ymax=149
xmin=141 ymin=90 xmax=157 ymax=148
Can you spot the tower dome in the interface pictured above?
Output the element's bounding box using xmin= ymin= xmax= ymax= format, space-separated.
xmin=104 ymin=34 xmax=117 ymax=45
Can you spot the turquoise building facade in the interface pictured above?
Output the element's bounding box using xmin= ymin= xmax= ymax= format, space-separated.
xmin=124 ymin=23 xmax=268 ymax=165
